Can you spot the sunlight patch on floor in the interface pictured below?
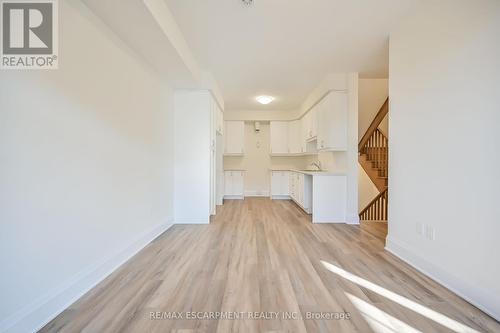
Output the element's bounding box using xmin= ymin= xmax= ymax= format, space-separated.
xmin=346 ymin=293 xmax=422 ymax=333
xmin=321 ymin=260 xmax=480 ymax=333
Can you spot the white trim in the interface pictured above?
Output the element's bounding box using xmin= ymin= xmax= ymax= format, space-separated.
xmin=385 ymin=236 xmax=500 ymax=321
xmin=290 ymin=198 xmax=311 ymax=214
xmin=0 ymin=220 xmax=173 ymax=333
xmin=270 ymin=195 xmax=291 ymax=200
xmin=312 ymin=217 xmax=346 ymax=223
xmin=173 ymin=217 xmax=209 ymax=224
xmin=346 ymin=213 xmax=360 ymax=225
xmin=269 ymin=153 xmax=318 ymax=157
xmin=223 ymin=195 xmax=244 ymax=200
xmin=244 ymin=190 xmax=270 ymax=197
xmin=223 ymin=153 xmax=244 ymax=157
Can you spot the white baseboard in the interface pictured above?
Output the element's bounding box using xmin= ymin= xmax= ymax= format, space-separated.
xmin=346 ymin=213 xmax=360 ymax=225
xmin=312 ymin=217 xmax=346 ymax=223
xmin=173 ymin=217 xmax=209 ymax=224
xmin=0 ymin=220 xmax=173 ymax=333
xmin=224 ymin=195 xmax=244 ymax=200
xmin=244 ymin=190 xmax=270 ymax=197
xmin=270 ymin=195 xmax=291 ymax=200
xmin=385 ymin=236 xmax=500 ymax=321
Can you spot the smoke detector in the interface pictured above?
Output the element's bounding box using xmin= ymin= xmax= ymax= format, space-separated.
xmin=241 ymin=0 xmax=253 ymax=6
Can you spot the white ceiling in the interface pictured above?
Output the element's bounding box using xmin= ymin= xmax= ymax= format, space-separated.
xmin=164 ymin=0 xmax=419 ymax=111
xmin=83 ymin=0 xmax=199 ymax=88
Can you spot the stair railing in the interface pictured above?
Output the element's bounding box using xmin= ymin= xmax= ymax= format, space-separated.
xmin=359 ymin=97 xmax=388 ymax=151
xmin=359 ymin=188 xmax=388 ymax=221
xmin=359 ymin=97 xmax=389 ymax=221
xmin=362 ymin=128 xmax=388 ymax=178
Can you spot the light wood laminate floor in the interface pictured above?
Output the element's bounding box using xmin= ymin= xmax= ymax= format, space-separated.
xmin=40 ymin=198 xmax=499 ymax=333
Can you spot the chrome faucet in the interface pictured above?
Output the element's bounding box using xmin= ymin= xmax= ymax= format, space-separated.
xmin=310 ymin=161 xmax=322 ymax=171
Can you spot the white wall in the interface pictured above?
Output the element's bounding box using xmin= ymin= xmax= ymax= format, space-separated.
xmin=358 ymin=166 xmax=380 ymax=211
xmin=216 ymin=134 xmax=225 ymax=205
xmin=224 ymin=123 xmax=271 ymax=196
xmin=224 ymin=123 xmax=308 ymax=196
xmin=358 ymin=78 xmax=388 ymax=140
xmin=173 ymin=91 xmax=211 ymax=223
xmin=0 ymin=1 xmax=174 ymax=332
xmin=387 ymin=0 xmax=500 ymax=320
xmin=345 ymin=73 xmax=360 ymax=224
xmin=243 ymin=123 xmax=271 ymax=196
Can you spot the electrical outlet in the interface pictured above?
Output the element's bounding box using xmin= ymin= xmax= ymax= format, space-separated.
xmin=416 ymin=222 xmax=424 ymax=235
xmin=425 ymin=225 xmax=435 ymax=240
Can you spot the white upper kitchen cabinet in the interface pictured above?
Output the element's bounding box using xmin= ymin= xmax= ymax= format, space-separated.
xmin=317 ymin=91 xmax=348 ymax=151
xmin=310 ymin=106 xmax=318 ymax=139
xmin=270 ymin=121 xmax=289 ymax=154
xmin=300 ymin=113 xmax=309 ymax=153
xmin=300 ymin=112 xmax=318 ymax=154
xmin=303 ymin=107 xmax=317 ymax=141
xmin=288 ymin=120 xmax=301 ymax=154
xmin=224 ymin=121 xmax=244 ymax=155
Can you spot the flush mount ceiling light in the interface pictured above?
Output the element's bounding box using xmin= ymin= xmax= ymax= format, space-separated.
xmin=241 ymin=0 xmax=253 ymax=5
xmin=256 ymin=95 xmax=274 ymax=105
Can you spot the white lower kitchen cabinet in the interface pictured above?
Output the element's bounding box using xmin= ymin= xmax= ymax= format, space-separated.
xmin=289 ymin=172 xmax=312 ymax=213
xmin=270 ymin=169 xmax=348 ymax=222
xmin=224 ymin=170 xmax=244 ymax=199
xmin=311 ymin=175 xmax=347 ymax=223
xmin=270 ymin=171 xmax=290 ymax=198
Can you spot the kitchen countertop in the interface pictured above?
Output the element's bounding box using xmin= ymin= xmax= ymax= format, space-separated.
xmin=269 ymin=168 xmax=346 ymax=176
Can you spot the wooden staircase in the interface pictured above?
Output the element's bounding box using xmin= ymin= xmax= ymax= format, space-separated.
xmin=359 ymin=98 xmax=389 ymax=221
